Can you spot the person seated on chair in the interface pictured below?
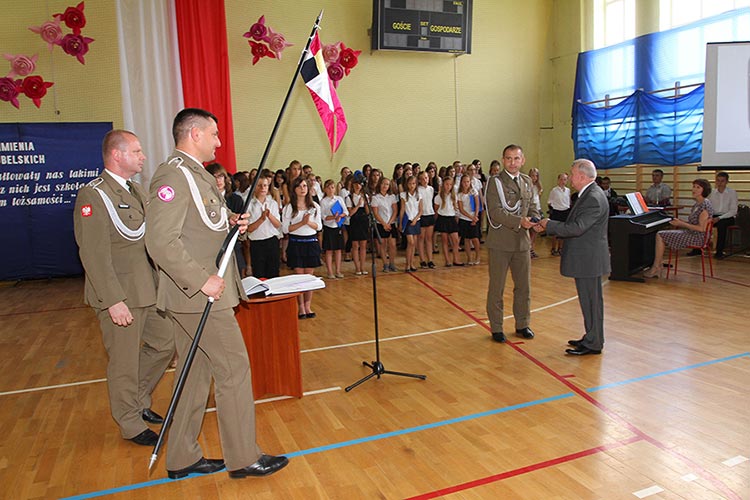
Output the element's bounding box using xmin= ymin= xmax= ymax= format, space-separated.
xmin=644 ymin=169 xmax=672 ymax=207
xmin=705 ymin=172 xmax=738 ymax=260
xmin=644 ymin=178 xmax=713 ymax=278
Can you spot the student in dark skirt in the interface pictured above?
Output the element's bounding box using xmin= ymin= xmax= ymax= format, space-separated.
xmin=281 ymin=176 xmax=322 ymax=319
xmin=417 ymin=171 xmax=436 ymax=269
xmin=434 ymin=176 xmax=462 ymax=267
xmin=247 ymin=173 xmax=281 ymax=279
xmin=320 ymin=179 xmax=347 ymax=279
xmin=399 ymin=175 xmax=423 ymax=272
xmin=371 ymin=177 xmax=398 ymax=272
xmin=345 ymin=176 xmax=370 ymax=275
xmin=457 ymin=173 xmax=481 ymax=265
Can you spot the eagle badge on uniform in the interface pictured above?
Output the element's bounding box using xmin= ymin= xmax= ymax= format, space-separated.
xmin=81 ymin=204 xmax=93 ymax=217
xmin=157 ymin=185 xmax=175 ymax=202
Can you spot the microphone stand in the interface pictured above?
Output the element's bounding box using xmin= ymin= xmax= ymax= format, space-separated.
xmin=345 ymin=186 xmax=426 ymax=392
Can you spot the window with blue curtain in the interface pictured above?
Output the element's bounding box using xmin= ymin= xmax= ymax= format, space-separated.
xmin=573 ymin=8 xmax=750 ymax=169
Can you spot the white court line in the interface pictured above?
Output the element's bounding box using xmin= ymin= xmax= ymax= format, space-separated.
xmin=722 ymin=455 xmax=748 ymax=467
xmin=205 ymin=386 xmax=341 ymax=412
xmin=1 ymin=286 xmax=597 ymax=397
xmin=680 ymin=473 xmax=698 ymax=482
xmin=301 ymin=324 xmax=478 ymax=353
xmin=633 ymin=485 xmax=664 ymax=498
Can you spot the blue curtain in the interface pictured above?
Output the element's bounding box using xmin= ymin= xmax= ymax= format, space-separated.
xmin=572 ymin=8 xmax=750 ymax=169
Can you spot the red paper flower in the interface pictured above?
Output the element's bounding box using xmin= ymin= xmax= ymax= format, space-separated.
xmin=21 ymin=75 xmax=54 ymax=108
xmin=266 ymin=27 xmax=292 ymax=59
xmin=29 ymin=18 xmax=64 ymax=50
xmin=248 ymin=40 xmax=275 ymax=65
xmin=243 ymin=15 xmax=268 ymax=42
xmin=60 ymin=33 xmax=95 ymax=64
xmin=4 ymin=54 xmax=38 ymax=79
xmin=55 ymin=2 xmax=87 ymax=36
xmin=0 ymin=77 xmax=21 ymax=109
xmin=339 ymin=43 xmax=361 ymax=75
xmin=327 ymin=62 xmax=345 ymax=88
xmin=322 ymin=43 xmax=340 ymax=64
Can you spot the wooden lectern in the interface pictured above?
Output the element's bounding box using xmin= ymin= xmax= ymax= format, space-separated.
xmin=234 ymin=293 xmax=303 ymax=399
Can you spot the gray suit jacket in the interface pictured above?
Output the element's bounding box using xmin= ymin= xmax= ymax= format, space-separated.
xmin=545 ymin=183 xmax=610 ymax=278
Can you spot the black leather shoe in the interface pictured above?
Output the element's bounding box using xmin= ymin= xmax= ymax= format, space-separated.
xmin=491 ymin=331 xmax=506 ymax=343
xmin=129 ymin=428 xmax=159 ymax=446
xmin=565 ymin=346 xmax=602 ymax=356
xmin=168 ymin=457 xmax=226 ymax=479
xmin=567 ymin=337 xmax=585 ymax=347
xmin=515 ymin=327 xmax=535 ymax=339
xmin=142 ymin=408 xmax=164 ymax=424
xmin=228 ymin=454 xmax=289 ymax=478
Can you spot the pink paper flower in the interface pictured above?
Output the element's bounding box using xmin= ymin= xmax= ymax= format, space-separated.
xmin=29 ymin=18 xmax=64 ymax=50
xmin=21 ymin=75 xmax=54 ymax=108
xmin=4 ymin=54 xmax=38 ymax=79
xmin=60 ymin=33 xmax=95 ymax=64
xmin=339 ymin=43 xmax=361 ymax=75
xmin=55 ymin=2 xmax=87 ymax=36
xmin=243 ymin=15 xmax=267 ymax=42
xmin=0 ymin=77 xmax=21 ymax=109
xmin=322 ymin=43 xmax=340 ymax=64
xmin=266 ymin=27 xmax=292 ymax=59
xmin=327 ymin=62 xmax=345 ymax=88
xmin=248 ymin=40 xmax=275 ymax=65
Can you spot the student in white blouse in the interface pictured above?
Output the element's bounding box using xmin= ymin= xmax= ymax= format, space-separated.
xmin=371 ymin=177 xmax=398 ymax=273
xmin=417 ymin=171 xmax=436 ymax=269
xmin=247 ymin=174 xmax=281 ymax=278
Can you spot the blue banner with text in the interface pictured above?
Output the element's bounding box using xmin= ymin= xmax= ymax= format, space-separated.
xmin=0 ymin=122 xmax=112 ymax=280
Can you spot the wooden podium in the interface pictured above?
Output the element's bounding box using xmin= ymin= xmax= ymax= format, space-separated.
xmin=234 ymin=293 xmax=302 ymax=399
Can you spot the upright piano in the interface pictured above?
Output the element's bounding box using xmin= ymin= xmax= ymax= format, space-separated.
xmin=609 ymin=212 xmax=672 ymax=281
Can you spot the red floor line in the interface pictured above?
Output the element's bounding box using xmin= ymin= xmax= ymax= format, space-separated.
xmin=0 ymin=305 xmax=88 ymax=317
xmin=407 ymin=272 xmax=742 ymax=500
xmin=405 ymin=436 xmax=643 ymax=500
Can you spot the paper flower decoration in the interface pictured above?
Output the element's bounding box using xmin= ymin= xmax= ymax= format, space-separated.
xmin=29 ymin=2 xmax=94 ymax=64
xmin=55 ymin=2 xmax=87 ymax=36
xmin=21 ymin=75 xmax=54 ymax=108
xmin=248 ymin=41 xmax=275 ymax=65
xmin=29 ymin=18 xmax=64 ymax=50
xmin=243 ymin=15 xmax=292 ymax=64
xmin=321 ymin=40 xmax=361 ymax=87
xmin=60 ymin=33 xmax=95 ymax=64
xmin=0 ymin=77 xmax=21 ymax=109
xmin=4 ymin=54 xmax=38 ymax=79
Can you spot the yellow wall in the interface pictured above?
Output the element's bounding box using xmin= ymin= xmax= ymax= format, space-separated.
xmin=1 ymin=0 xmax=573 ymax=194
xmin=0 ymin=2 xmax=122 ymax=126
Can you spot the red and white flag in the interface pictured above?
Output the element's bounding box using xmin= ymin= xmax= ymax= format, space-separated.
xmin=301 ymin=32 xmax=347 ymax=152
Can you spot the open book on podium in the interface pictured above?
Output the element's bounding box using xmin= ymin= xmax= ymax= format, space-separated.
xmin=241 ymin=274 xmax=326 ymax=297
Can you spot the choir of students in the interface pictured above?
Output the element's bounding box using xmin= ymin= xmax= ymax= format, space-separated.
xmin=221 ymin=160 xmax=515 ymax=315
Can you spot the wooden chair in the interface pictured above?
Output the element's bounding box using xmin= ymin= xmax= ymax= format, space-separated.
xmin=667 ymin=219 xmax=714 ymax=281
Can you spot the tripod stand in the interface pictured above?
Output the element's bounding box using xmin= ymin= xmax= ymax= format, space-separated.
xmin=345 ymin=188 xmax=426 ymax=392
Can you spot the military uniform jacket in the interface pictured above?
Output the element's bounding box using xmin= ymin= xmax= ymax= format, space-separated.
xmin=485 ymin=170 xmax=540 ymax=252
xmin=145 ymin=151 xmax=246 ymax=313
xmin=73 ymin=171 xmax=157 ymax=310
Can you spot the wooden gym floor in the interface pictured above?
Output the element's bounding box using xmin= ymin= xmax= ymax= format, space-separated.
xmin=0 ymin=236 xmax=748 ymax=499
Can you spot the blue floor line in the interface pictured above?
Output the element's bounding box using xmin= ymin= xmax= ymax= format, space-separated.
xmin=61 ymin=351 xmax=750 ymax=499
xmin=586 ymin=352 xmax=750 ymax=392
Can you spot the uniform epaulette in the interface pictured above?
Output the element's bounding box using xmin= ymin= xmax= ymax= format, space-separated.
xmin=87 ymin=177 xmax=104 ymax=188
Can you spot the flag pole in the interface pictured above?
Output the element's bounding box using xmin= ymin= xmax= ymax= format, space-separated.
xmin=149 ymin=10 xmax=324 ymax=472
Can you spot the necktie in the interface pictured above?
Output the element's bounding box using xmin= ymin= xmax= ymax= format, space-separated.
xmin=513 ymin=176 xmax=520 ymax=191
xmin=127 ymin=180 xmax=142 ymax=205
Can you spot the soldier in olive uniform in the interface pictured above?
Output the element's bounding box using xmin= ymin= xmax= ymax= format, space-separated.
xmin=485 ymin=144 xmax=540 ymax=343
xmin=145 ymin=108 xmax=288 ymax=479
xmin=73 ymin=130 xmax=175 ymax=446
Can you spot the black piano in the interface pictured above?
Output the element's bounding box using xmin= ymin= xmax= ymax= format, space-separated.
xmin=609 ymin=211 xmax=672 ymax=282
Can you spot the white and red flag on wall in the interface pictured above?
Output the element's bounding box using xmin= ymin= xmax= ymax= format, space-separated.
xmin=301 ymin=32 xmax=347 ymax=152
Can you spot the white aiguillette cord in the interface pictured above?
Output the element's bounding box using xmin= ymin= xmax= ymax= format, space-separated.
xmin=485 ymin=175 xmax=522 ymax=230
xmin=92 ymin=184 xmax=145 ymax=241
xmin=168 ymin=157 xmax=228 ymax=232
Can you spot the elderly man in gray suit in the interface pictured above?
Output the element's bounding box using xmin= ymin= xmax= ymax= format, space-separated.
xmin=538 ymin=159 xmax=610 ymax=355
